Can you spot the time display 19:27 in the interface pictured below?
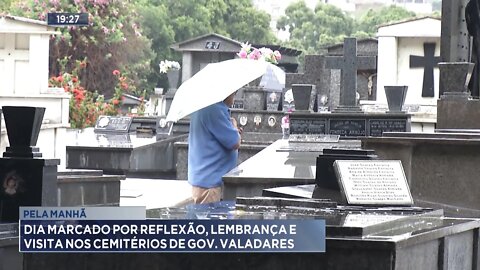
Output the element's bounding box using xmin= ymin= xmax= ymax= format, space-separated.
xmin=47 ymin=13 xmax=89 ymax=26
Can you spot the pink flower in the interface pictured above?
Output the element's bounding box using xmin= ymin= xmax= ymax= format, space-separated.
xmin=250 ymin=49 xmax=261 ymax=60
xmin=274 ymin=50 xmax=281 ymax=61
xmin=237 ymin=50 xmax=247 ymax=59
xmin=237 ymin=42 xmax=282 ymax=64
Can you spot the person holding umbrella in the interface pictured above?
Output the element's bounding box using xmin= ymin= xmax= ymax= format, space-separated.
xmin=165 ymin=55 xmax=282 ymax=204
xmin=188 ymin=92 xmax=242 ymax=204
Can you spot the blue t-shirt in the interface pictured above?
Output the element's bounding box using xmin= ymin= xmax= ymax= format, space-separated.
xmin=188 ymin=102 xmax=240 ymax=188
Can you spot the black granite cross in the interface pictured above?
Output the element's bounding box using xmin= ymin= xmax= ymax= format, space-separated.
xmin=409 ymin=43 xmax=441 ymax=97
xmin=325 ymin=38 xmax=376 ymax=111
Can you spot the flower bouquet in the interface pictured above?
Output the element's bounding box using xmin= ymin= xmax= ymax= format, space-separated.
xmin=159 ymin=60 xmax=181 ymax=73
xmin=237 ymin=42 xmax=281 ymax=64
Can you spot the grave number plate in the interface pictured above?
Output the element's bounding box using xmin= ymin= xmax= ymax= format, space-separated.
xmin=205 ymin=41 xmax=221 ymax=50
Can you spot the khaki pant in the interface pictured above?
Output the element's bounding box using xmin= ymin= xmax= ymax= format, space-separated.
xmin=191 ymin=186 xmax=222 ymax=204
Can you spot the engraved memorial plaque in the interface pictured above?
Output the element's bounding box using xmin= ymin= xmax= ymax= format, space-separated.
xmin=157 ymin=116 xmax=172 ymax=135
xmin=94 ymin=116 xmax=133 ymax=133
xmin=289 ymin=118 xmax=326 ymax=134
xmin=342 ymin=214 xmax=403 ymax=227
xmin=368 ymin=119 xmax=407 ymax=137
xmin=288 ymin=134 xmax=340 ymax=143
xmin=329 ymin=119 xmax=366 ymax=137
xmin=333 ymin=160 xmax=413 ymax=206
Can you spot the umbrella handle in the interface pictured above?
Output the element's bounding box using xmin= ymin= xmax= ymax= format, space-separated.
xmin=168 ymin=123 xmax=174 ymax=136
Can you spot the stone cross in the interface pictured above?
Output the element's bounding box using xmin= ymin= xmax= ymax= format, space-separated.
xmin=409 ymin=43 xmax=441 ymax=97
xmin=325 ymin=38 xmax=376 ymax=112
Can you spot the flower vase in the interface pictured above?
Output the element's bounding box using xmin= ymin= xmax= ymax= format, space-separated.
xmin=384 ymin=86 xmax=408 ymax=113
xmin=438 ymin=62 xmax=475 ymax=99
xmin=167 ymin=69 xmax=180 ymax=90
xmin=2 ymin=106 xmax=45 ymax=157
xmin=291 ymin=84 xmax=315 ymax=111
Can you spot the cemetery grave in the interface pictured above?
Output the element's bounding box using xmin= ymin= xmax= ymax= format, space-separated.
xmin=170 ymin=33 xmax=299 ymax=179
xmin=3 ymin=1 xmax=480 ymax=268
xmin=139 ymin=154 xmax=479 ymax=270
xmin=287 ymin=38 xmax=411 ymax=138
xmin=0 ymin=15 xmax=69 ymax=165
xmin=66 ymin=115 xmax=187 ymax=178
xmin=363 ymin=59 xmax=480 ymax=218
xmin=0 ymin=106 xmax=125 ymax=270
xmin=222 ymin=138 xmax=362 ymax=200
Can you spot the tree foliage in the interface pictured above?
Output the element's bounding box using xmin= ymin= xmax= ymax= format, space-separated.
xmin=278 ymin=2 xmax=354 ymax=54
xmin=356 ymin=5 xmax=417 ymax=34
xmin=222 ymin=0 xmax=277 ymax=43
xmin=0 ymin=0 xmax=18 ymax=12
xmin=137 ymin=0 xmax=277 ymax=88
xmin=277 ymin=2 xmax=418 ymax=56
xmin=9 ymin=0 xmax=154 ymax=98
xmin=432 ymin=0 xmax=442 ymax=12
xmin=6 ymin=0 xmax=277 ymax=94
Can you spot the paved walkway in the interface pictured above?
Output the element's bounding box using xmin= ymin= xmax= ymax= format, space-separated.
xmin=120 ymin=178 xmax=192 ymax=209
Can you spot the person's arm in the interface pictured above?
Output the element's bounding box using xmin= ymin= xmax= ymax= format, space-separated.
xmin=230 ymin=117 xmax=242 ymax=150
xmin=204 ymin=105 xmax=241 ymax=150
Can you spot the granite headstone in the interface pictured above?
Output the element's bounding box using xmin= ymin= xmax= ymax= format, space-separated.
xmin=325 ymin=38 xmax=376 ymax=112
xmin=0 ymin=106 xmax=59 ymax=222
xmin=315 ymin=148 xmax=377 ymax=192
xmin=266 ymin=91 xmax=281 ymax=111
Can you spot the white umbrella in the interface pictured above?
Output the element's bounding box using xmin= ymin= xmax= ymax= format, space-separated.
xmin=166 ymin=58 xmax=279 ymax=122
